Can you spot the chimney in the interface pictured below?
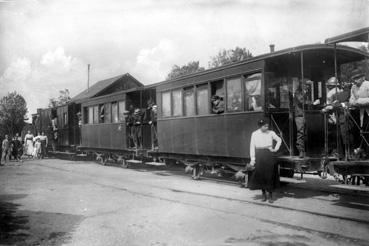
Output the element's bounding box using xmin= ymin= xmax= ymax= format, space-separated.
xmin=269 ymin=44 xmax=275 ymax=53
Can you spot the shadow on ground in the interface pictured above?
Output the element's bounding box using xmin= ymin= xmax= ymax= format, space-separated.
xmin=0 ymin=194 xmax=84 ymax=246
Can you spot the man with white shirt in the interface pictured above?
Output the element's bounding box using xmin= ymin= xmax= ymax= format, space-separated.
xmin=349 ymin=69 xmax=369 ymax=127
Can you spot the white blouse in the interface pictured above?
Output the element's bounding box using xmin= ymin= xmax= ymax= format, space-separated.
xmin=249 ymin=129 xmax=282 ymax=162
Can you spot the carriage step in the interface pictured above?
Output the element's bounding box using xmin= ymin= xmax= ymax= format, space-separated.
xmin=145 ymin=161 xmax=166 ymax=166
xmin=126 ymin=159 xmax=142 ymax=164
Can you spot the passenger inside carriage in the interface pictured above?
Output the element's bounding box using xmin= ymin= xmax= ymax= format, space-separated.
xmin=211 ymin=95 xmax=224 ymax=114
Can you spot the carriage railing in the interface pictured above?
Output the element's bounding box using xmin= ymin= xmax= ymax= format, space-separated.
xmin=270 ymin=113 xmax=291 ymax=154
xmin=328 ymin=106 xmax=369 ymax=160
xmin=346 ymin=107 xmax=369 ymax=151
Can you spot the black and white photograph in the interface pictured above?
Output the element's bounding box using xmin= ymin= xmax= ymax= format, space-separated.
xmin=0 ymin=0 xmax=369 ymax=245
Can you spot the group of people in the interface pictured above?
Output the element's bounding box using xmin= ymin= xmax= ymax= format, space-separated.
xmin=24 ymin=130 xmax=49 ymax=159
xmin=125 ymin=101 xmax=158 ymax=149
xmin=1 ymin=133 xmax=23 ymax=164
xmin=0 ymin=130 xmax=49 ymax=165
xmin=293 ymin=69 xmax=369 ymax=158
xmin=248 ymin=69 xmax=368 ymax=203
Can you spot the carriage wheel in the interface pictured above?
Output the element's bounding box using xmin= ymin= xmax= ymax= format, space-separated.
xmin=192 ymin=165 xmax=201 ymax=180
xmin=121 ymin=159 xmax=129 ymax=168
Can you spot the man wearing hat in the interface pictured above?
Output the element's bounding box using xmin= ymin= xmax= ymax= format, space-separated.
xmin=349 ymin=69 xmax=369 ymax=127
xmin=211 ymin=95 xmax=224 ymax=114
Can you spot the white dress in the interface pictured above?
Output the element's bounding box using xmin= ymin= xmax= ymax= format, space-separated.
xmin=24 ymin=134 xmax=34 ymax=156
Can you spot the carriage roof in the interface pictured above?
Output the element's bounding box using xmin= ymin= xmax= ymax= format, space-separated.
xmin=147 ymin=44 xmax=368 ymax=90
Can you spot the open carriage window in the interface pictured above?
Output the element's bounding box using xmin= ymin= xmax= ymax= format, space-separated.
xmin=244 ymin=73 xmax=262 ymax=111
xmin=226 ymin=77 xmax=242 ymax=112
xmin=211 ymin=80 xmax=225 ymax=114
xmin=104 ymin=103 xmax=111 ymax=123
xmin=172 ymin=89 xmax=183 ymax=116
xmin=88 ymin=107 xmax=93 ymax=124
xmin=184 ymin=87 xmax=195 ymax=116
xmin=196 ymin=84 xmax=209 ymax=115
xmin=266 ymin=76 xmax=290 ymax=109
xmin=162 ymin=91 xmax=171 ymax=117
xmin=99 ymin=104 xmax=105 ymax=123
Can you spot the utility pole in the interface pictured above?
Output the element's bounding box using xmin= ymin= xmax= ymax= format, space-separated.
xmin=87 ymin=64 xmax=90 ymax=92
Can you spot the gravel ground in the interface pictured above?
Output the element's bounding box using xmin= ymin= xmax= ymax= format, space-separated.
xmin=1 ymin=158 xmax=369 ymax=246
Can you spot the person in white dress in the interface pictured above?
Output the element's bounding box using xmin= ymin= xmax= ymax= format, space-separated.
xmin=24 ymin=130 xmax=34 ymax=157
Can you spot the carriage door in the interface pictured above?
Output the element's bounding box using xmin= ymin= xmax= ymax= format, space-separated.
xmin=265 ymin=74 xmax=293 ymax=156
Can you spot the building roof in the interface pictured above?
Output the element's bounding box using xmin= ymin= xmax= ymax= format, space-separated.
xmin=325 ymin=27 xmax=369 ymax=44
xmin=71 ymin=73 xmax=143 ymax=103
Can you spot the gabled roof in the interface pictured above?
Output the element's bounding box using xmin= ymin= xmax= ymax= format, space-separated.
xmin=325 ymin=27 xmax=369 ymax=44
xmin=71 ymin=73 xmax=143 ymax=103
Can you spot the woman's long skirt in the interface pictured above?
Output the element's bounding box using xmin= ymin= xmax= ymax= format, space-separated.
xmin=25 ymin=140 xmax=34 ymax=156
xmin=249 ymin=149 xmax=279 ymax=191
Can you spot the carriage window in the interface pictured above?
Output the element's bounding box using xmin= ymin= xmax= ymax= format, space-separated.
xmin=227 ymin=77 xmax=242 ymax=112
xmin=172 ymin=89 xmax=183 ymax=116
xmin=162 ymin=91 xmax=171 ymax=117
xmin=118 ymin=101 xmax=125 ymax=122
xmin=83 ymin=107 xmax=89 ymax=124
xmin=88 ymin=107 xmax=93 ymax=124
xmin=211 ymin=80 xmax=225 ymax=114
xmin=184 ymin=87 xmax=195 ymax=116
xmin=93 ymin=105 xmax=99 ymax=124
xmin=99 ymin=104 xmax=105 ymax=123
xmin=244 ymin=73 xmax=262 ymax=111
xmin=112 ymin=102 xmax=118 ymax=123
xmin=196 ymin=84 xmax=209 ymax=115
xmin=63 ymin=112 xmax=68 ymax=126
xmin=104 ymin=103 xmax=111 ymax=123
xmin=267 ymin=77 xmax=289 ymax=109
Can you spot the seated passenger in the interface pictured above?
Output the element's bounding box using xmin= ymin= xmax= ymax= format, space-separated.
xmin=349 ymin=69 xmax=369 ymax=127
xmin=211 ymin=95 xmax=225 ymax=114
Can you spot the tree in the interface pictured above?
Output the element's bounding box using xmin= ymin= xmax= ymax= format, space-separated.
xmin=209 ymin=47 xmax=253 ymax=68
xmin=0 ymin=92 xmax=28 ymax=137
xmin=340 ymin=45 xmax=369 ymax=82
xmin=166 ymin=61 xmax=205 ymax=80
xmin=48 ymin=89 xmax=71 ymax=108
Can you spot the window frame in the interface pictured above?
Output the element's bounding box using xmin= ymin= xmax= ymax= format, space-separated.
xmin=183 ymin=86 xmax=196 ymax=116
xmin=195 ymin=83 xmax=210 ymax=115
xmin=172 ymin=89 xmax=183 ymax=117
xmin=226 ymin=76 xmax=243 ymax=113
xmin=243 ymin=72 xmax=263 ymax=112
xmin=161 ymin=90 xmax=172 ymax=118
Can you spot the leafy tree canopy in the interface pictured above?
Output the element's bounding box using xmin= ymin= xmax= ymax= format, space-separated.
xmin=0 ymin=91 xmax=28 ymax=137
xmin=208 ymin=47 xmax=253 ymax=68
xmin=166 ymin=47 xmax=253 ymax=79
xmin=166 ymin=61 xmax=205 ymax=80
xmin=340 ymin=45 xmax=369 ymax=82
xmin=49 ymin=89 xmax=71 ymax=108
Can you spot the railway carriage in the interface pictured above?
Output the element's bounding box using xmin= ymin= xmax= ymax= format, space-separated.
xmin=30 ymin=27 xmax=369 ymax=187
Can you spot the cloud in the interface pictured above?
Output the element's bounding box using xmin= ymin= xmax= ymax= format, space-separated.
xmin=132 ymin=39 xmax=180 ymax=83
xmin=0 ymin=47 xmax=86 ymax=121
xmin=0 ymin=0 xmax=368 ymax=121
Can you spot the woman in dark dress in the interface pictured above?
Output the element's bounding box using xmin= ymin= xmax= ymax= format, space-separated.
xmin=249 ymin=119 xmax=282 ymax=203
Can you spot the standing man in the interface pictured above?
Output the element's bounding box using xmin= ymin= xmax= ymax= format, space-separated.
xmin=1 ymin=135 xmax=10 ymax=164
xmin=11 ymin=133 xmax=22 ymax=161
xmin=349 ymin=69 xmax=369 ymax=127
xmin=294 ymin=85 xmax=305 ymax=158
xmin=39 ymin=131 xmax=48 ymax=158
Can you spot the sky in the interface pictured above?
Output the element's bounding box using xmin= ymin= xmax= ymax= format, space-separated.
xmin=0 ymin=0 xmax=368 ymax=120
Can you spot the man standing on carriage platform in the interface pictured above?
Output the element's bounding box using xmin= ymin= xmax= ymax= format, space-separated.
xmin=294 ymin=85 xmax=306 ymax=158
xmin=349 ymin=69 xmax=369 ymax=128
